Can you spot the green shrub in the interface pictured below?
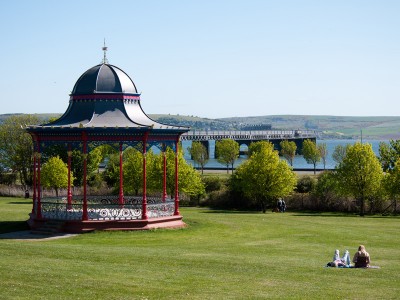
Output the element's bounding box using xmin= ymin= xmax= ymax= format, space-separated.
xmin=202 ymin=176 xmax=223 ymax=193
xmin=0 ymin=172 xmax=17 ymax=185
xmin=296 ymin=175 xmax=316 ymax=193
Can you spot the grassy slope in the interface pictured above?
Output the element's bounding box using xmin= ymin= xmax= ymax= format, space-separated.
xmin=1 ymin=198 xmax=399 ymax=299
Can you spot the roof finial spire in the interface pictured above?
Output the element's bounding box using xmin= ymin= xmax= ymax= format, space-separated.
xmin=102 ymin=39 xmax=109 ymax=64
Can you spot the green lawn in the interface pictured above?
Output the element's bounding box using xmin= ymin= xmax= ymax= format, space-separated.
xmin=1 ymin=197 xmax=399 ymax=299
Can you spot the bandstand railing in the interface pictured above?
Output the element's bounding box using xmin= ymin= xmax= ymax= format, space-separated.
xmin=37 ymin=196 xmax=175 ymax=221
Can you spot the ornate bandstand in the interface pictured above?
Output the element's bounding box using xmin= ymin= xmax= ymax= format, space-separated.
xmin=26 ymin=50 xmax=189 ymax=232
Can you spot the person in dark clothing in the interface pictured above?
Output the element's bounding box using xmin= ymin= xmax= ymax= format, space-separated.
xmin=281 ymin=199 xmax=286 ymax=212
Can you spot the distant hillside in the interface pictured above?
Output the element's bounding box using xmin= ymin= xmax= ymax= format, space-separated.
xmin=149 ymin=114 xmax=400 ymax=139
xmin=0 ymin=113 xmax=60 ymax=124
xmin=1 ymin=113 xmax=399 ymax=140
xmin=218 ymin=115 xmax=400 ymax=140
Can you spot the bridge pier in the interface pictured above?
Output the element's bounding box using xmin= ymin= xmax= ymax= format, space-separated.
xmin=201 ymin=141 xmax=210 ymax=158
xmin=237 ymin=140 xmax=251 ymax=157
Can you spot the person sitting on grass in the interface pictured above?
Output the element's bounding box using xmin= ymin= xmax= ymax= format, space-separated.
xmin=352 ymin=245 xmax=370 ymax=268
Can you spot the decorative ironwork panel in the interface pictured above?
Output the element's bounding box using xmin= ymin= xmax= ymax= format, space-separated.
xmin=124 ymin=196 xmax=143 ymax=205
xmin=146 ymin=141 xmax=163 ymax=152
xmin=147 ymin=199 xmax=175 ymax=218
xmin=86 ymin=195 xmax=142 ymax=220
xmin=41 ymin=197 xmax=83 ymax=220
xmin=87 ymin=205 xmax=142 ymax=220
xmin=39 ymin=196 xmax=175 ymax=221
xmin=130 ymin=141 xmax=144 ymax=153
xmin=145 ymin=141 xmax=177 ymax=152
xmin=88 ymin=141 xmax=111 ymax=152
xmin=39 ymin=140 xmax=83 ymax=151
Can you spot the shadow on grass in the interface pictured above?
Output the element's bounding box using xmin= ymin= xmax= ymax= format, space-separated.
xmin=8 ymin=201 xmax=32 ymax=205
xmin=0 ymin=221 xmax=79 ymax=241
xmin=291 ymin=213 xmax=358 ymax=218
xmin=290 ymin=211 xmax=400 ymax=219
xmin=193 ymin=207 xmax=400 ymax=218
xmin=0 ymin=221 xmax=30 ymax=234
xmin=199 ymin=209 xmax=261 ymax=214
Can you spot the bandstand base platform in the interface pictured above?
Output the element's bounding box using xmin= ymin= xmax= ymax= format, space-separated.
xmin=28 ymin=214 xmax=186 ymax=233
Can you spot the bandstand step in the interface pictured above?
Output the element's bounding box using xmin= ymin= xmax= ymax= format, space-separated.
xmin=31 ymin=220 xmax=66 ymax=235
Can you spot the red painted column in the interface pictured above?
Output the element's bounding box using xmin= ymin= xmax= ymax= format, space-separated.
xmin=67 ymin=145 xmax=72 ymax=209
xmin=174 ymin=139 xmax=180 ymax=216
xmin=142 ymin=133 xmax=148 ymax=220
xmin=36 ymin=143 xmax=42 ymax=219
xmin=119 ymin=143 xmax=124 ymax=206
xmin=32 ymin=152 xmax=37 ymax=214
xmin=82 ymin=133 xmax=88 ymax=221
xmin=162 ymin=150 xmax=167 ymax=202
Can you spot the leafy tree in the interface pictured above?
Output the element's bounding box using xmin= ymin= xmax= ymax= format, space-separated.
xmin=123 ymin=148 xmax=145 ymax=195
xmin=103 ymin=152 xmax=120 ymax=188
xmin=382 ymin=159 xmax=400 ymax=214
xmin=215 ymin=139 xmax=239 ymax=174
xmin=41 ymin=156 xmax=72 ymax=197
xmin=318 ymin=143 xmax=328 ymax=170
xmin=42 ymin=144 xmax=108 ymax=186
xmin=279 ymin=140 xmax=297 ymax=166
xmin=336 ymin=143 xmax=383 ymax=216
xmin=296 ymin=175 xmax=317 ymax=210
xmin=69 ymin=147 xmax=104 ymax=186
xmin=88 ymin=147 xmax=105 ymax=174
xmin=98 ymin=144 xmax=117 ymax=161
xmin=0 ymin=172 xmax=17 ymax=186
xmin=202 ymin=176 xmax=223 ymax=193
xmin=188 ymin=141 xmax=209 ymax=174
xmin=0 ymin=114 xmax=40 ymax=188
xmin=332 ymin=144 xmax=350 ymax=165
xmin=147 ymin=150 xmax=164 ymax=193
xmin=233 ymin=141 xmax=296 ymax=213
xmin=302 ymin=139 xmax=321 ymax=174
xmin=102 ymin=147 xmax=144 ymax=194
xmin=296 ymin=176 xmax=316 ymax=193
xmin=247 ymin=141 xmax=268 ymax=157
xmin=47 ymin=115 xmax=62 ymax=123
xmin=379 ymin=140 xmax=400 ymax=171
xmin=164 ymin=147 xmax=205 ymax=199
xmin=113 ymin=145 xmax=206 ymax=200
xmin=312 ymin=171 xmax=340 ymax=210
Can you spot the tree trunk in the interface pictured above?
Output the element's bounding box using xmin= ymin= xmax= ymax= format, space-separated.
xmin=360 ymin=197 xmax=365 ymax=216
xmin=261 ymin=201 xmax=266 ymax=213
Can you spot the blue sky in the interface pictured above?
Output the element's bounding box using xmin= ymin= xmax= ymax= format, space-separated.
xmin=0 ymin=0 xmax=399 ymax=118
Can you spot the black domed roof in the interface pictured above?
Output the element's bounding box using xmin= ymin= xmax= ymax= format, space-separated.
xmin=71 ymin=63 xmax=138 ymax=95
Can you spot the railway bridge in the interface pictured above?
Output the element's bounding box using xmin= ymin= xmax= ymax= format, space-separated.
xmin=180 ymin=130 xmax=317 ymax=157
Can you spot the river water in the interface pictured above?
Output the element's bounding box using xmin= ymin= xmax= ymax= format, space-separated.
xmin=180 ymin=139 xmax=389 ymax=170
